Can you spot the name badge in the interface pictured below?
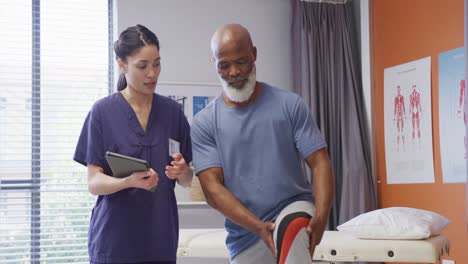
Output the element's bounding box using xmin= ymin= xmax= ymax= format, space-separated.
xmin=168 ymin=138 xmax=180 ymax=157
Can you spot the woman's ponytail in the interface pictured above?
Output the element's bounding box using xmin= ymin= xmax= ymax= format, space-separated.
xmin=117 ymin=73 xmax=127 ymax=91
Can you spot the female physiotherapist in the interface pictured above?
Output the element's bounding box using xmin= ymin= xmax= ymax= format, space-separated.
xmin=73 ymin=24 xmax=193 ymax=264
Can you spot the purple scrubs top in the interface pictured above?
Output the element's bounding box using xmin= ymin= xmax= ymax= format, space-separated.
xmin=74 ymin=92 xmax=192 ymax=263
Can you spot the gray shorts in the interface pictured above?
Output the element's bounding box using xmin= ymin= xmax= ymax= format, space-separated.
xmin=232 ymin=201 xmax=315 ymax=264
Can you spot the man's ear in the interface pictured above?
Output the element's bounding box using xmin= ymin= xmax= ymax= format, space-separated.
xmin=212 ymin=57 xmax=218 ymax=70
xmin=117 ymin=58 xmax=127 ymax=73
xmin=252 ymin=46 xmax=257 ymax=61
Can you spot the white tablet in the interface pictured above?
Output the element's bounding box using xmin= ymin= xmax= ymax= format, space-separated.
xmin=105 ymin=151 xmax=149 ymax=178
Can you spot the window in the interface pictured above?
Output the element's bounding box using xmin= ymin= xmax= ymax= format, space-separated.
xmin=0 ymin=0 xmax=111 ymax=263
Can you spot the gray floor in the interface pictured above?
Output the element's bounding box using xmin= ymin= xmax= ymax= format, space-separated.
xmin=178 ymin=257 xmax=229 ymax=264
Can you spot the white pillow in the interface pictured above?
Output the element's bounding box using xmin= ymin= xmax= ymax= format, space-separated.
xmin=337 ymin=207 xmax=450 ymax=239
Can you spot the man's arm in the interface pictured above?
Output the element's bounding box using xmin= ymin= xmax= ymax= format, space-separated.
xmin=304 ymin=148 xmax=334 ymax=257
xmin=198 ymin=167 xmax=277 ymax=256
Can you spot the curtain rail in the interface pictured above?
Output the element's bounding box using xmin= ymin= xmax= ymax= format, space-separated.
xmin=301 ymin=0 xmax=347 ymax=4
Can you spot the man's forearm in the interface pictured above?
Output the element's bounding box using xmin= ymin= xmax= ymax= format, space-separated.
xmin=204 ymin=183 xmax=264 ymax=234
xmin=312 ymin=162 xmax=334 ymax=220
xmin=305 ymin=149 xmax=334 ymax=220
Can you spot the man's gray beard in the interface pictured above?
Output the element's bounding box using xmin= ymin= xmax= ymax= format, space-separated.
xmin=219 ymin=68 xmax=256 ymax=103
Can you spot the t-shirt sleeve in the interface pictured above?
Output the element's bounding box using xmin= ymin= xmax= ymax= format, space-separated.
xmin=73 ymin=103 xmax=106 ymax=168
xmin=190 ymin=114 xmax=221 ymax=175
xmin=292 ymin=96 xmax=327 ymax=159
xmin=178 ymin=109 xmax=193 ymax=163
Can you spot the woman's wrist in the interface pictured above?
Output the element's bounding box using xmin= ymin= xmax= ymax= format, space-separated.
xmin=177 ymin=162 xmax=193 ymax=187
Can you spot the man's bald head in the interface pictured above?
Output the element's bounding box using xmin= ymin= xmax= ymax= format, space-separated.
xmin=211 ymin=24 xmax=254 ymax=56
xmin=210 ymin=24 xmax=258 ymax=104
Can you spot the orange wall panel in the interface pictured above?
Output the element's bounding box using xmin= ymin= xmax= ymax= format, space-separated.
xmin=372 ymin=0 xmax=467 ymax=262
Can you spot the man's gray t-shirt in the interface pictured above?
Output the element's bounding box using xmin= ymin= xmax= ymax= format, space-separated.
xmin=191 ymin=83 xmax=327 ymax=259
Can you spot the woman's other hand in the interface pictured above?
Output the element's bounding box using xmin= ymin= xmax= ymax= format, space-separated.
xmin=126 ymin=168 xmax=159 ymax=191
xmin=165 ymin=153 xmax=193 ymax=187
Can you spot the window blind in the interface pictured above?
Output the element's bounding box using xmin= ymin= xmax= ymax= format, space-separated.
xmin=0 ymin=0 xmax=111 ymax=263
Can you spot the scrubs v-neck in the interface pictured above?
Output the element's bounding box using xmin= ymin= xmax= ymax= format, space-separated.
xmin=74 ymin=92 xmax=192 ymax=263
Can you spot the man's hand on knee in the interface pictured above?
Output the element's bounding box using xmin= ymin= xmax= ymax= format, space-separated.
xmin=306 ymin=216 xmax=326 ymax=257
xmin=255 ymin=221 xmax=277 ymax=257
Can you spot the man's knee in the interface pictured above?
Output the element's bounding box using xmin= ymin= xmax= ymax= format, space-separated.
xmin=276 ymin=212 xmax=311 ymax=264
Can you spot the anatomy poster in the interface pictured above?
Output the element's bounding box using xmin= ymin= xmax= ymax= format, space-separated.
xmin=439 ymin=47 xmax=466 ymax=183
xmin=157 ymin=83 xmax=221 ymax=125
xmin=384 ymin=57 xmax=435 ymax=184
xmin=156 ymin=83 xmax=221 ymax=201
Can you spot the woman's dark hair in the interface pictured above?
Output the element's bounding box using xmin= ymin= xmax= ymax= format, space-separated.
xmin=114 ymin=24 xmax=160 ymax=91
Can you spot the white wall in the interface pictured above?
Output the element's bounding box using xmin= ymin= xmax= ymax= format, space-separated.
xmin=359 ymin=0 xmax=372 ymax=140
xmin=116 ymin=0 xmax=292 ymax=90
xmin=116 ymin=0 xmax=293 ymax=204
xmin=115 ymin=0 xmax=376 ymax=202
xmin=358 ymin=0 xmax=377 ymax=192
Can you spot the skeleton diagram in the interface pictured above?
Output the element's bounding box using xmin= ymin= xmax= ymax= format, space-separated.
xmin=457 ymin=79 xmax=466 ymax=158
xmin=409 ymin=84 xmax=422 ymax=146
xmin=394 ymin=85 xmax=406 ymax=151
